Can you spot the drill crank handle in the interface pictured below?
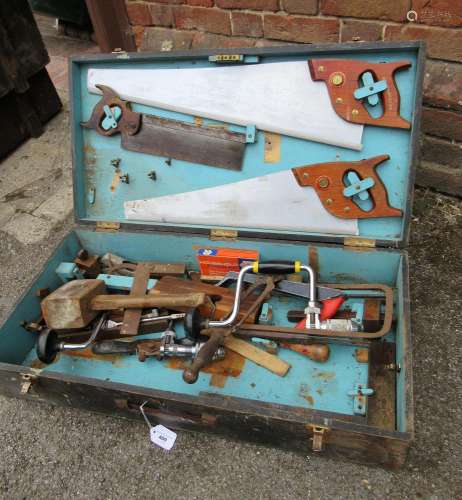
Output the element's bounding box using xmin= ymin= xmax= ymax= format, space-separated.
xmin=183 ymin=330 xmax=223 ymax=384
xmin=208 ymin=261 xmax=317 ymax=330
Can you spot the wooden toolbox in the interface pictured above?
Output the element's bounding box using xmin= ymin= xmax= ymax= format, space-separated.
xmin=0 ymin=42 xmax=424 ymax=468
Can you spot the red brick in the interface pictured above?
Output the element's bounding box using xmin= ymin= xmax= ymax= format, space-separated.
xmin=422 ymin=107 xmax=462 ymax=142
xmin=423 ymin=60 xmax=462 ymax=112
xmin=264 ymin=14 xmax=339 ymax=43
xmin=173 ymin=5 xmax=231 ymax=34
xmin=411 ymin=0 xmax=462 ymax=28
xmin=255 ymin=38 xmax=301 ymax=46
xmin=127 ymin=2 xmax=152 ymax=26
xmin=421 ymin=135 xmax=462 ymax=168
xmin=321 ymin=0 xmax=409 ymax=22
xmin=185 ymin=0 xmax=214 ymax=6
xmin=384 ymin=24 xmax=462 ymax=62
xmin=341 ymin=20 xmax=384 ymax=42
xmin=149 ymin=3 xmax=173 ymax=26
xmin=282 ymin=0 xmax=318 ymax=15
xmin=145 ymin=0 xmax=184 ymax=3
xmin=191 ymin=31 xmax=256 ymax=48
xmin=232 ymin=12 xmax=263 ymax=37
xmin=216 ymin=0 xmax=279 ymax=11
xmin=139 ymin=27 xmax=194 ymax=51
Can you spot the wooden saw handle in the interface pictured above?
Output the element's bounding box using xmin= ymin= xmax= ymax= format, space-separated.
xmin=292 ymin=155 xmax=402 ymax=219
xmin=308 ymin=59 xmax=411 ymax=129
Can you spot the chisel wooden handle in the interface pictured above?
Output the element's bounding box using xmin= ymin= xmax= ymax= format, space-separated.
xmin=280 ymin=343 xmax=330 ymax=362
xmin=91 ymin=292 xmax=207 ymax=311
xmin=183 ymin=330 xmax=223 ymax=384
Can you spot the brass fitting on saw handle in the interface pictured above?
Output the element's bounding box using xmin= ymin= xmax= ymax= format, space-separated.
xmin=184 ymin=261 xmax=318 ymax=339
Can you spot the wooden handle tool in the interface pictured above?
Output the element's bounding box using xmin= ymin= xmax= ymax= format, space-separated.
xmin=279 ymin=343 xmax=330 ymax=362
xmin=224 ymin=336 xmax=291 ymax=376
xmin=91 ymin=292 xmax=207 ymax=311
xmin=183 ymin=330 xmax=223 ymax=384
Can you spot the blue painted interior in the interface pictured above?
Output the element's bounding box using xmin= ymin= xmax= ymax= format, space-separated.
xmin=0 ymin=228 xmax=405 ymax=428
xmin=70 ymin=47 xmax=419 ymax=244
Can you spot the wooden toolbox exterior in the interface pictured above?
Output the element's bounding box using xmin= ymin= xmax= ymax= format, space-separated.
xmin=0 ymin=42 xmax=424 ymax=468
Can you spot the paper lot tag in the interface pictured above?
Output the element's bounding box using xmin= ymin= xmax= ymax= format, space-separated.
xmin=150 ymin=425 xmax=177 ymax=451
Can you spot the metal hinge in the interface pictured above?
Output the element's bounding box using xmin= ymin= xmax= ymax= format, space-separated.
xmin=343 ymin=237 xmax=376 ymax=248
xmin=96 ymin=221 xmax=121 ymax=232
xmin=307 ymin=424 xmax=329 ymax=452
xmin=209 ymin=228 xmax=238 ymax=241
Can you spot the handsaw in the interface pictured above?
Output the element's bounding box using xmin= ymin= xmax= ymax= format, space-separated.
xmin=81 ymin=85 xmax=248 ymax=171
xmin=86 ymin=62 xmax=364 ymax=150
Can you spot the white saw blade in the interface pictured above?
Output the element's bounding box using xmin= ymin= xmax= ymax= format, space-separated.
xmin=124 ymin=170 xmax=358 ymax=236
xmin=87 ymin=62 xmax=364 ymax=150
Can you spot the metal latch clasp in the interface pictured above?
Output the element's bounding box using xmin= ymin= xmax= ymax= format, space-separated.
xmin=307 ymin=424 xmax=329 ymax=452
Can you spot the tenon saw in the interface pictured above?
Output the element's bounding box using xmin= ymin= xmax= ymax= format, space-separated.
xmin=81 ymin=85 xmax=250 ymax=171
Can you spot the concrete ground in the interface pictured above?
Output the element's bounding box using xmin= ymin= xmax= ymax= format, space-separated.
xmin=0 ymin=17 xmax=460 ymax=500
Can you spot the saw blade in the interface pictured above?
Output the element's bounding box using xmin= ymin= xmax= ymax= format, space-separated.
xmin=217 ymin=272 xmax=344 ymax=301
xmin=121 ymin=114 xmax=246 ymax=171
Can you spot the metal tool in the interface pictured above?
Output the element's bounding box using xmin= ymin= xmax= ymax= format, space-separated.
xmin=36 ymin=313 xmax=108 ymax=364
xmin=92 ymin=324 xmax=226 ymax=363
xmin=182 ymin=261 xmax=319 ymax=384
xmin=236 ymin=283 xmax=394 ymax=340
xmin=183 ymin=270 xmax=280 ymax=384
xmin=292 ymin=155 xmax=402 ymax=219
xmin=184 ymin=261 xmax=319 ymax=339
xmin=81 ymin=85 xmax=248 ymax=171
xmin=309 ymin=58 xmax=411 ymax=129
xmin=216 ymin=271 xmax=343 ymax=300
xmin=104 ymin=312 xmax=185 ymax=329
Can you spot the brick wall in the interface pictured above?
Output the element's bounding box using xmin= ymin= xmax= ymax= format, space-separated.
xmin=125 ymin=0 xmax=462 ymax=196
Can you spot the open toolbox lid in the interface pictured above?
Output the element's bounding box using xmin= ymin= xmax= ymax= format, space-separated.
xmin=70 ymin=42 xmax=425 ymax=249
